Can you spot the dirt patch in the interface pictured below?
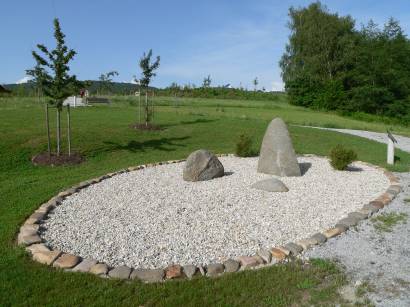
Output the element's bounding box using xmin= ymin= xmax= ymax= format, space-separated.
xmin=131 ymin=123 xmax=163 ymax=131
xmin=32 ymin=152 xmax=84 ymax=166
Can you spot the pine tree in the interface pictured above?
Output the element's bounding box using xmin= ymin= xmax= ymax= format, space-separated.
xmin=28 ymin=18 xmax=79 ymax=156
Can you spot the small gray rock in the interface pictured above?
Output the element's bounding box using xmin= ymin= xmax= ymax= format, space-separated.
xmin=388 ymin=185 xmax=401 ymax=193
xmin=108 ymin=265 xmax=132 ymax=279
xmin=198 ymin=265 xmax=206 ymax=276
xmin=71 ymin=259 xmax=98 ymax=273
xmin=206 ymin=263 xmax=224 ymax=276
xmin=90 ymin=263 xmax=109 ymax=275
xmin=386 ymin=189 xmax=399 ymax=198
xmin=223 ymin=259 xmax=240 ymax=272
xmin=337 ymin=217 xmax=359 ymax=228
xmin=257 ymin=118 xmax=301 ymax=177
xmin=348 ymin=212 xmax=367 ymax=221
xmin=257 ymin=249 xmax=272 ymax=263
xmin=183 ymin=149 xmax=224 ymax=182
xmin=362 ymin=203 xmax=380 ymax=214
xmin=182 ymin=265 xmax=198 ymax=279
xmin=284 ymin=242 xmax=303 ymax=255
xmin=311 ymin=233 xmax=327 ymax=244
xmin=131 ymin=268 xmax=164 ymax=283
xmin=251 ymin=178 xmax=289 ymax=192
xmin=17 ymin=233 xmax=41 ymax=246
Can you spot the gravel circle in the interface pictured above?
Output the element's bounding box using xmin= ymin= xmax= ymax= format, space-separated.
xmin=41 ymin=156 xmax=389 ymax=269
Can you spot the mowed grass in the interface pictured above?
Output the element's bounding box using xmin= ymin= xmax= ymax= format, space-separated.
xmin=0 ymin=96 xmax=409 ymax=306
xmin=114 ymin=95 xmax=410 ymax=136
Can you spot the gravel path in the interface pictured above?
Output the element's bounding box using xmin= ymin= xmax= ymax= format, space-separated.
xmin=300 ymin=128 xmax=410 ymax=306
xmin=41 ymin=156 xmax=388 ymax=269
xmin=305 ymin=173 xmax=410 ymax=306
xmin=302 ymin=126 xmax=410 ymax=153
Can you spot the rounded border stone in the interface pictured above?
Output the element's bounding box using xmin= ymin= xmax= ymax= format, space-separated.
xmin=17 ymin=154 xmax=401 ymax=282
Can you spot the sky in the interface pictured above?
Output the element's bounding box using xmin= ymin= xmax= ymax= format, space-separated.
xmin=1 ymin=0 xmax=410 ymax=91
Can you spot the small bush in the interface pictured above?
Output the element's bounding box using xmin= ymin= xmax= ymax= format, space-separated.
xmin=329 ymin=145 xmax=357 ymax=170
xmin=236 ymin=134 xmax=254 ymax=157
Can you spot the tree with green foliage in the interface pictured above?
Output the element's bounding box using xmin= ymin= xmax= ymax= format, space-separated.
xmin=98 ymin=71 xmax=119 ymax=95
xmin=138 ymin=49 xmax=160 ymax=126
xmin=348 ymin=18 xmax=410 ymax=117
xmin=280 ymin=2 xmax=355 ymax=110
xmin=280 ymin=2 xmax=410 ymax=122
xmin=28 ymin=18 xmax=79 ymax=156
xmin=27 ymin=64 xmax=48 ymax=103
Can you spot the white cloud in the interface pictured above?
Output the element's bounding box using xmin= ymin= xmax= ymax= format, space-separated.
xmin=129 ymin=78 xmax=139 ymax=84
xmin=271 ymin=81 xmax=284 ymax=92
xmin=16 ymin=76 xmax=32 ymax=84
xmin=159 ymin=18 xmax=287 ymax=90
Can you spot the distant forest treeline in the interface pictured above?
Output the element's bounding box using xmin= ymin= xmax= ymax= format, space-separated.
xmin=281 ymin=2 xmax=410 ymax=122
xmin=3 ymin=81 xmax=283 ymax=101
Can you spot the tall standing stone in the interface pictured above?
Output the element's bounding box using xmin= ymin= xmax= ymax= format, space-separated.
xmin=257 ymin=118 xmax=301 ymax=177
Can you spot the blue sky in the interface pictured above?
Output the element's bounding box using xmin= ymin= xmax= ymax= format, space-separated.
xmin=1 ymin=0 xmax=410 ymax=90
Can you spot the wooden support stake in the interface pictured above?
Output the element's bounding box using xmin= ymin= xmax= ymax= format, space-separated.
xmin=45 ymin=104 xmax=51 ymax=156
xmin=67 ymin=104 xmax=71 ymax=156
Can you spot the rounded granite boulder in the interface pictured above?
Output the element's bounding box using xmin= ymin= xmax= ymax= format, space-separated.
xmin=183 ymin=149 xmax=224 ymax=182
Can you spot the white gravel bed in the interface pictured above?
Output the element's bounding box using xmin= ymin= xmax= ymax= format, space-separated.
xmin=41 ymin=156 xmax=389 ymax=269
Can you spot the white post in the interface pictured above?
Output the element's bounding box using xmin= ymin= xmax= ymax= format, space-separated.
xmin=74 ymin=96 xmax=77 ymax=107
xmin=387 ymin=138 xmax=395 ymax=165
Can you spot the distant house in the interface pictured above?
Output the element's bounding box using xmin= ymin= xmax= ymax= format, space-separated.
xmin=0 ymin=85 xmax=11 ymax=94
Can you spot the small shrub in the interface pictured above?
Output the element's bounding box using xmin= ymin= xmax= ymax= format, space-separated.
xmin=329 ymin=145 xmax=357 ymax=170
xmin=236 ymin=134 xmax=254 ymax=157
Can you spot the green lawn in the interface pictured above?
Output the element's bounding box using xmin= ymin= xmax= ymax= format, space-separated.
xmin=0 ymin=96 xmax=409 ymax=306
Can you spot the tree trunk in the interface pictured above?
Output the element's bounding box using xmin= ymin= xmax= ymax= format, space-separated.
xmin=145 ymin=91 xmax=148 ymax=126
xmin=151 ymin=91 xmax=154 ymax=122
xmin=56 ymin=108 xmax=61 ymax=156
xmin=45 ymin=104 xmax=51 ymax=157
xmin=138 ymin=92 xmax=141 ymax=124
xmin=67 ymin=105 xmax=71 ymax=156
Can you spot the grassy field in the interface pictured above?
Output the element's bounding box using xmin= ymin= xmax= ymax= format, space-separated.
xmin=115 ymin=95 xmax=410 ymax=136
xmin=0 ymin=96 xmax=409 ymax=306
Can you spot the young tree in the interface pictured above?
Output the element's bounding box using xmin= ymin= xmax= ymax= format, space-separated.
xmin=139 ymin=49 xmax=160 ymax=126
xmin=27 ymin=64 xmax=51 ymax=154
xmin=202 ymin=75 xmax=212 ymax=88
xmin=253 ymin=77 xmax=259 ymax=91
xmin=28 ymin=18 xmax=79 ymax=156
xmin=98 ymin=71 xmax=119 ymax=95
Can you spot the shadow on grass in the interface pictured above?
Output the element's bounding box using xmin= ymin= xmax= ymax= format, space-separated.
xmin=102 ymin=136 xmax=190 ymax=153
xmin=166 ymin=118 xmax=218 ymax=127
